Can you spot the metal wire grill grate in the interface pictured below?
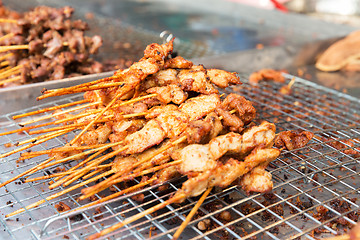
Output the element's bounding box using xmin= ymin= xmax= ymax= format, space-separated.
xmin=0 ymin=74 xmax=359 ymax=240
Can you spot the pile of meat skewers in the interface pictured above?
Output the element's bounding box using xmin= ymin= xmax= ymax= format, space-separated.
xmin=0 ymin=4 xmax=105 ymax=87
xmin=0 ymin=39 xmax=313 ymax=239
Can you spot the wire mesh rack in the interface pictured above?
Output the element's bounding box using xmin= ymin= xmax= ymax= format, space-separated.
xmin=0 ymin=74 xmax=359 ymax=240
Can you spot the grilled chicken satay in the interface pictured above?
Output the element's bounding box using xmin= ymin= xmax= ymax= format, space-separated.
xmin=79 ymin=108 xmax=227 ymax=199
xmin=239 ymin=163 xmax=273 ymax=193
xmin=116 ymin=94 xmax=221 ymax=155
xmin=170 ymin=121 xmax=279 ymax=202
xmin=143 ymin=66 xmax=241 ymax=104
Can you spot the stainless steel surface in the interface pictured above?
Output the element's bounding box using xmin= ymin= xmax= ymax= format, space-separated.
xmin=0 ymin=72 xmax=113 ymax=115
xmin=0 ymin=74 xmax=359 ymax=239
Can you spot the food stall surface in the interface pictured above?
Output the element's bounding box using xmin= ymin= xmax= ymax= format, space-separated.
xmin=0 ymin=1 xmax=359 ymax=239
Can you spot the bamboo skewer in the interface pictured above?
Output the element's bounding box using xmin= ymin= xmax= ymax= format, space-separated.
xmin=69 ymin=177 xmax=157 ymax=214
xmin=12 ymin=99 xmax=88 ymax=120
xmin=52 ymin=148 xmax=108 ymax=182
xmin=0 ymin=42 xmax=69 ymax=53
xmin=0 ymin=119 xmax=65 ymax=137
xmin=60 ymin=148 xmax=112 ymax=187
xmin=0 ymin=66 xmax=11 ymax=74
xmin=0 ymin=75 xmax=21 ymax=86
xmin=26 ymin=92 xmax=156 ymax=129
xmin=0 ymin=45 xmax=28 ymax=53
xmin=26 ymin=112 xmax=111 ymax=135
xmin=172 ymin=187 xmax=213 ymax=240
xmin=0 ymin=18 xmax=18 ymax=24
xmin=25 ymin=106 xmax=145 ymax=136
xmin=0 ymin=52 xmax=13 ymax=61
xmin=35 ymin=81 xmax=127 ymax=98
xmin=0 ymin=60 xmax=9 ymax=67
xmin=0 ymin=33 xmax=15 ymax=42
xmin=24 ymin=164 xmax=110 ymax=182
xmin=6 ymin=167 xmax=118 ymax=218
xmin=0 ymin=65 xmax=21 ymax=79
xmin=19 ymin=143 xmax=111 ymax=160
xmin=88 ymin=193 xmax=187 ymax=240
xmin=81 ymin=166 xmax=111 ymax=180
xmin=27 ymin=119 xmax=102 ymax=135
xmin=37 ymin=76 xmax=116 ymax=100
xmin=79 ymin=160 xmax=182 ymax=201
xmin=48 ymin=144 xmax=128 ymax=189
xmin=15 ymin=127 xmax=76 ymax=146
xmin=38 ymin=142 xmax=124 ymax=175
xmin=19 ymin=101 xmax=101 ymax=126
xmin=11 ymin=93 xmax=155 ymax=138
xmin=116 ymin=93 xmax=157 ymax=107
xmin=5 ymin=146 xmax=129 ymax=218
xmin=0 ymin=110 xmax=97 ymax=138
xmin=70 ymin=84 xmax=135 ymax=145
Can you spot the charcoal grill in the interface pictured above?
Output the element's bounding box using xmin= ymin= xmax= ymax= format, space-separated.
xmin=0 ymin=74 xmax=359 ymax=240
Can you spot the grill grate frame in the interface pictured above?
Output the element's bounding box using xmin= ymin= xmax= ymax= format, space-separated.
xmin=0 ymin=74 xmax=359 ymax=240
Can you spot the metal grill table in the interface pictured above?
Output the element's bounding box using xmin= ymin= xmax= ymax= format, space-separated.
xmin=0 ymin=74 xmax=359 ymax=240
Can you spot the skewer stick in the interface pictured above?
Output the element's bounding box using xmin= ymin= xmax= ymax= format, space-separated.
xmin=0 ymin=128 xmax=71 ymax=159
xmin=0 ymin=66 xmax=11 ymax=74
xmin=16 ymin=126 xmax=76 ymax=146
xmin=49 ymin=145 xmax=128 ymax=189
xmin=288 ymin=77 xmax=296 ymax=88
xmin=81 ymin=164 xmax=112 ymax=180
xmin=88 ymin=193 xmax=187 ymax=240
xmin=52 ymin=148 xmax=108 ymax=182
xmin=81 ymin=135 xmax=187 ymax=196
xmin=0 ymin=32 xmax=15 ymax=42
xmin=28 ymin=121 xmax=91 ymax=135
xmin=0 ymin=18 xmax=18 ymax=23
xmin=70 ymin=83 xmax=135 ymax=145
xmin=38 ymin=76 xmax=115 ymax=99
xmin=24 ymin=92 xmax=155 ymax=131
xmin=71 ymin=177 xmax=156 ymax=213
xmin=39 ymin=142 xmax=124 ymax=175
xmin=37 ymin=81 xmax=126 ymax=99
xmin=0 ymin=42 xmax=69 ymax=53
xmin=12 ymin=99 xmax=88 ymax=120
xmin=24 ymin=164 xmax=110 ymax=182
xmin=122 ymin=112 xmax=147 ymax=118
xmin=59 ymin=148 xmax=110 ymax=187
xmin=116 ymin=93 xmax=157 ymax=107
xmin=26 ymin=111 xmax=111 ymax=135
xmin=16 ymin=92 xmax=153 ymax=131
xmin=19 ymin=101 xmax=100 ymax=126
xmin=79 ymin=160 xmax=182 ymax=200
xmin=6 ymin=165 xmax=123 ymax=218
xmin=0 ymin=65 xmax=21 ymax=79
xmin=0 ymin=109 xmax=102 ymax=138
xmin=0 ymin=53 xmax=13 ymax=62
xmin=0 ymin=75 xmax=21 ymax=86
xmin=19 ymin=143 xmax=110 ymax=160
xmin=0 ymin=119 xmax=65 ymax=137
xmin=0 ymin=60 xmax=9 ymax=67
xmin=172 ymin=187 xmax=213 ymax=240
xmin=0 ymin=45 xmax=28 ymax=52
